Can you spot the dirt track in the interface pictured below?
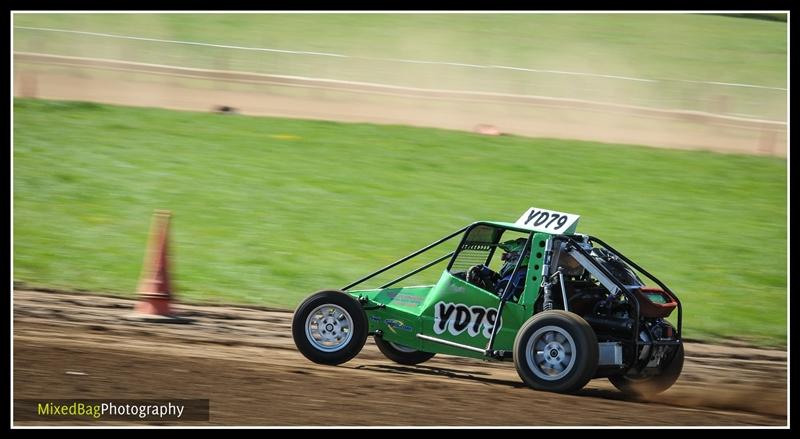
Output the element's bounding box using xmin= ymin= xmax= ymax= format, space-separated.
xmin=12 ymin=289 xmax=787 ymax=426
xmin=13 ymin=63 xmax=787 ymax=158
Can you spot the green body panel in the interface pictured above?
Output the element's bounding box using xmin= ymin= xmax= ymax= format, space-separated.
xmin=349 ymin=272 xmax=525 ymax=359
xmin=347 ymin=229 xmax=554 ymax=359
xmin=518 ymin=232 xmax=551 ymax=306
xmin=347 ymin=285 xmax=432 ymax=350
xmin=416 ymin=271 xmax=527 ymax=358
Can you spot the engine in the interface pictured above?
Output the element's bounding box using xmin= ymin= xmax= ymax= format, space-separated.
xmin=535 ymin=237 xmax=681 ymax=376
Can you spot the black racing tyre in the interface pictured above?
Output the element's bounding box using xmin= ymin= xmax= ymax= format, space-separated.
xmin=513 ymin=310 xmax=599 ymax=393
xmin=374 ymin=335 xmax=436 ymax=365
xmin=609 ymin=342 xmax=684 ymax=397
xmin=292 ymin=290 xmax=368 ymax=365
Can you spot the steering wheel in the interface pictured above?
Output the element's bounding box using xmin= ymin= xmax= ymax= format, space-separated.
xmin=466 ymin=265 xmax=499 ymax=292
xmin=466 ymin=265 xmax=483 ymax=285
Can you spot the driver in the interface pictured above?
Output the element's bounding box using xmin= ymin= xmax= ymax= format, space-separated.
xmin=466 ymin=238 xmax=530 ymax=299
xmin=494 ymin=238 xmax=530 ymax=299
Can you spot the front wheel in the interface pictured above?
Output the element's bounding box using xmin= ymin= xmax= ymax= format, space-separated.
xmin=292 ymin=290 xmax=368 ymax=365
xmin=513 ymin=310 xmax=599 ymax=393
xmin=609 ymin=343 xmax=684 ymax=397
xmin=374 ymin=335 xmax=436 ymax=365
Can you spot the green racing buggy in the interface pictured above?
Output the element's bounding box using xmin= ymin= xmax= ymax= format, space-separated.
xmin=292 ymin=207 xmax=683 ymax=395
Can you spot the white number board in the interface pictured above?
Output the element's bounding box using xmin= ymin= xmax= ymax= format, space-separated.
xmin=514 ymin=207 xmax=580 ymax=234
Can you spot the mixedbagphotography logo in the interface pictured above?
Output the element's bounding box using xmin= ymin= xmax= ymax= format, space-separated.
xmin=14 ymin=399 xmax=210 ymax=422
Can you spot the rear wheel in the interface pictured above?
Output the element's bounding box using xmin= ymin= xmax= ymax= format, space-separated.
xmin=513 ymin=310 xmax=599 ymax=393
xmin=609 ymin=343 xmax=684 ymax=396
xmin=374 ymin=335 xmax=436 ymax=365
xmin=292 ymin=290 xmax=368 ymax=365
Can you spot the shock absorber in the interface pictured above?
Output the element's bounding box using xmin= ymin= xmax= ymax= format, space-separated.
xmin=542 ymin=270 xmax=563 ymax=311
xmin=541 ymin=238 xmax=556 ymax=311
xmin=542 ymin=280 xmax=554 ymax=311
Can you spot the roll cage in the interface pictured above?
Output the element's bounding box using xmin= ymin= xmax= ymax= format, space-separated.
xmin=342 ymin=221 xmax=682 ymax=358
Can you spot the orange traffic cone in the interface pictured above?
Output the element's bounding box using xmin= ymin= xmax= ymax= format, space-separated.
xmin=128 ymin=210 xmax=190 ymax=323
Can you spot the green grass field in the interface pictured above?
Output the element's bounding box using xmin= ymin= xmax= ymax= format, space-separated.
xmin=13 ymin=13 xmax=788 ymax=120
xmin=13 ymin=99 xmax=787 ymax=346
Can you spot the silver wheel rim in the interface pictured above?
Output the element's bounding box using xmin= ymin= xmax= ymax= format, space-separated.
xmin=526 ymin=325 xmax=578 ymax=381
xmin=388 ymin=342 xmax=417 ymax=353
xmin=304 ymin=304 xmax=354 ymax=352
